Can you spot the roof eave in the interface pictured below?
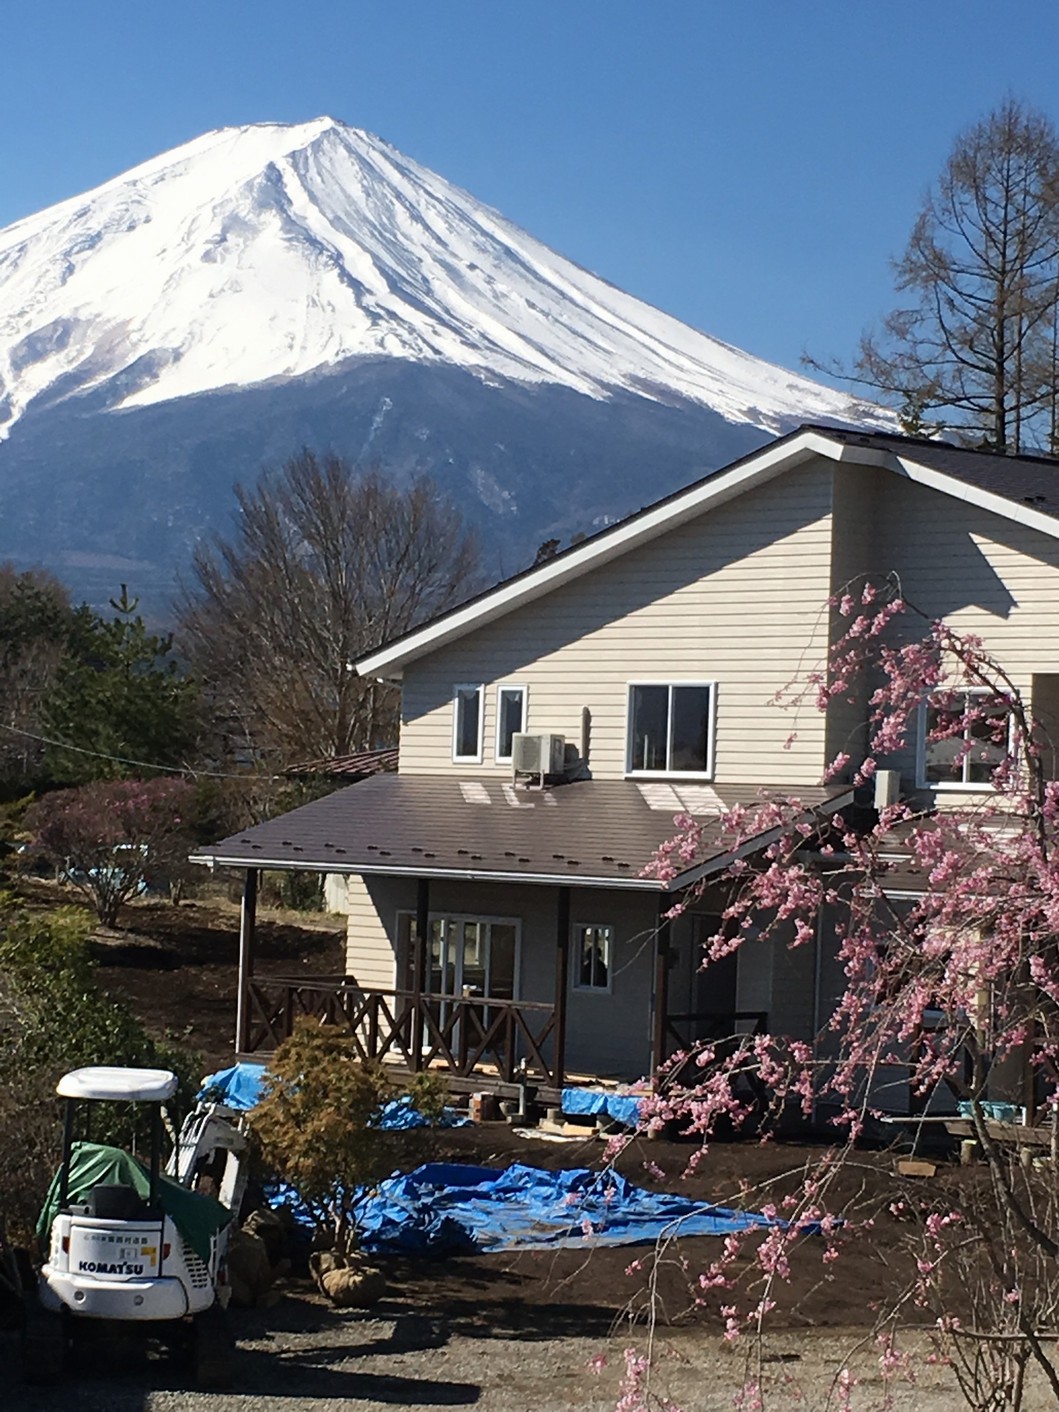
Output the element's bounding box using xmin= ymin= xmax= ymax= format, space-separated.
xmin=189 ymin=786 xmax=854 ymax=891
xmin=893 ymin=456 xmax=1059 ymax=540
xmin=664 ymin=787 xmax=855 ymax=892
xmin=355 ymin=428 xmax=849 ymax=679
xmin=355 ymin=433 xmax=1059 ymax=681
xmin=189 ymin=852 xmax=666 ymax=889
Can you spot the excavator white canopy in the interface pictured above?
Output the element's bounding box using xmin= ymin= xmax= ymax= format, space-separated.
xmin=55 ymin=1067 xmax=179 ymax=1103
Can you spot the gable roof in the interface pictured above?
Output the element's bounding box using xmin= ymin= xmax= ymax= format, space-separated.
xmin=355 ymin=424 xmax=1059 ymax=680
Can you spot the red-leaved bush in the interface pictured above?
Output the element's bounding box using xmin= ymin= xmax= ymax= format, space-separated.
xmin=25 ymin=776 xmax=194 ymax=926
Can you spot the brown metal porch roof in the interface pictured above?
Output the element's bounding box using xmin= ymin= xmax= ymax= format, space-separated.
xmin=192 ymin=775 xmax=852 ymax=891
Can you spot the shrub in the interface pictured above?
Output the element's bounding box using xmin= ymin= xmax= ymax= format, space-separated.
xmin=260 ymin=869 xmax=324 ymax=913
xmin=25 ymin=777 xmax=194 ymax=926
xmin=250 ymin=1021 xmax=402 ymax=1252
xmin=0 ymin=900 xmax=199 ymax=1234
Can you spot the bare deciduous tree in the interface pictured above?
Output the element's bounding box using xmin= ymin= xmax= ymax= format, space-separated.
xmin=829 ymin=100 xmax=1059 ymax=452
xmin=179 ymin=452 xmax=480 ymax=767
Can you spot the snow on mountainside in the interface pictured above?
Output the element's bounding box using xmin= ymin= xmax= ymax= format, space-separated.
xmin=0 ymin=118 xmax=895 ymax=617
xmin=0 ymin=117 xmax=882 ymax=438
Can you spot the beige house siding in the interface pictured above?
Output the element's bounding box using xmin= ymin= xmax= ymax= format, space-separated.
xmin=344 ymin=875 xmax=660 ymax=1079
xmin=825 ymin=469 xmax=882 ymax=773
xmin=1032 ymin=673 xmax=1059 ymax=779
xmin=564 ymin=888 xmax=657 ymax=1079
xmin=398 ymin=458 xmax=838 ymax=785
xmin=344 ymin=874 xmax=399 ymax=990
xmin=323 ymin=873 xmax=350 ymax=914
xmin=344 ymin=451 xmax=1059 ymax=1090
xmin=768 ymin=926 xmax=816 ymax=1040
xmin=846 ymin=468 xmax=1059 ymax=801
xmin=343 ymin=870 xmax=815 ymax=1082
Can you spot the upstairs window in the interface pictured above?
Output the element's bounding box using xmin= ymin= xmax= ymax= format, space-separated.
xmin=627 ymin=682 xmax=714 ymax=775
xmin=452 ymin=684 xmax=484 ymax=762
xmin=573 ymin=923 xmax=613 ymax=992
xmin=495 ymin=684 xmax=527 ymax=763
xmin=919 ymin=688 xmax=1011 ymax=789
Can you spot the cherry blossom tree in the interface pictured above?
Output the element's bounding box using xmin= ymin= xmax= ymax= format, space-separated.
xmin=621 ymin=579 xmax=1059 ymax=1409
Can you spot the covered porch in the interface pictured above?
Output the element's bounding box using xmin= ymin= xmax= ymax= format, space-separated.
xmin=193 ymin=773 xmax=849 ymax=1101
xmin=230 ymin=867 xmax=772 ymax=1103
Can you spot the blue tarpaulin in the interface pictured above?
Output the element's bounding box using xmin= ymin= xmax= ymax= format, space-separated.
xmin=351 ymin=1161 xmax=796 ymax=1255
xmin=199 ymin=1062 xmax=267 ymax=1111
xmin=197 ymin=1062 xmax=470 ymax=1129
xmin=377 ymin=1095 xmax=471 ymax=1131
xmin=562 ymin=1087 xmax=644 ymax=1128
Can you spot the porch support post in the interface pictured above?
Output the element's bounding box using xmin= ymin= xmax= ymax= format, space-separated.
xmin=412 ymin=877 xmax=430 ymax=1073
xmin=235 ymin=868 xmax=258 ymax=1054
xmin=553 ymin=886 xmax=570 ymax=1089
xmin=652 ymin=891 xmax=673 ymax=1080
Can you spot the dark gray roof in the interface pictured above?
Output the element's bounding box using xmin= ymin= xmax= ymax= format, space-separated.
xmin=805 ymin=424 xmax=1059 ymax=519
xmin=192 ymin=774 xmax=851 ymax=892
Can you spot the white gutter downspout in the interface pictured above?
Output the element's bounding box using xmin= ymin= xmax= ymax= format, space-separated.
xmin=811 ymin=896 xmax=825 ymax=1129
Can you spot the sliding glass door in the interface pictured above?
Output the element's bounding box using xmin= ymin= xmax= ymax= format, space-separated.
xmin=427 ymin=917 xmax=518 ymax=1003
xmin=399 ymin=912 xmax=520 ymax=1008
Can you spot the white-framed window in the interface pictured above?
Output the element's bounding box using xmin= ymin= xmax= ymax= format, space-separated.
xmin=495 ymin=684 xmax=527 ymax=763
xmin=626 ymin=681 xmax=715 ymax=776
xmin=452 ymin=683 xmax=484 ymax=763
xmin=573 ymin=923 xmax=613 ymax=993
xmin=917 ymin=688 xmax=1012 ymax=790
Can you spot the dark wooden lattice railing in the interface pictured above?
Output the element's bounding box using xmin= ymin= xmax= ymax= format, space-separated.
xmin=245 ymin=977 xmax=559 ymax=1085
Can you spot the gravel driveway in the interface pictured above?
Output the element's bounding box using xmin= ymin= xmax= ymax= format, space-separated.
xmin=5 ymin=1284 xmax=1057 ymax=1412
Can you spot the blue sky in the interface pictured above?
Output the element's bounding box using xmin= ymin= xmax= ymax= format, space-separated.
xmin=6 ymin=2 xmax=1059 ymax=387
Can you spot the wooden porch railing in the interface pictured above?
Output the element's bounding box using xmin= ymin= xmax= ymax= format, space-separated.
xmin=245 ymin=977 xmax=561 ymax=1085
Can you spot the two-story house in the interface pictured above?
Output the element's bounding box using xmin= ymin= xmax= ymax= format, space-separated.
xmin=192 ymin=424 xmax=1059 ymax=1104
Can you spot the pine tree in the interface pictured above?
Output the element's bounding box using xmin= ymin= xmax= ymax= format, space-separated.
xmin=42 ymin=587 xmax=198 ymax=783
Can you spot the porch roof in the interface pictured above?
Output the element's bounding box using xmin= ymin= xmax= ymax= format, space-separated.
xmin=192 ymin=775 xmax=852 ymax=892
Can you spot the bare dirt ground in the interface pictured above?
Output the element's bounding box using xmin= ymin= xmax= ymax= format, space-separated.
xmin=21 ymin=878 xmax=348 ymax=1070
xmin=6 ymin=881 xmax=1038 ymax=1409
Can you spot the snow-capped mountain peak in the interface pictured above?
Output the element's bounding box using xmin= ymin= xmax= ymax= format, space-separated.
xmin=0 ymin=118 xmax=882 ymax=439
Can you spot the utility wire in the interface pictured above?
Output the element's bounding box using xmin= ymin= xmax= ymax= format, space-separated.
xmin=0 ymin=722 xmax=282 ymax=783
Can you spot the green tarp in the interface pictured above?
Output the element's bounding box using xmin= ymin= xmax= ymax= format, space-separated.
xmin=37 ymin=1141 xmax=231 ymax=1264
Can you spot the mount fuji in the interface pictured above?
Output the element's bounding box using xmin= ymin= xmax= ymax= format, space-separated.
xmin=0 ymin=117 xmax=888 ymax=612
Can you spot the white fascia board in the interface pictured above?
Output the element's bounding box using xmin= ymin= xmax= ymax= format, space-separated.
xmin=892 ymin=457 xmax=1059 ymax=541
xmin=191 ymin=853 xmax=665 ymax=890
xmin=669 ymin=788 xmax=855 ymax=892
xmin=355 ymin=430 xmax=848 ymax=679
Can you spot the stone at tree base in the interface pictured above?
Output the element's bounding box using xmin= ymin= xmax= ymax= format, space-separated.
xmin=227 ymin=1229 xmax=279 ymax=1307
xmin=310 ymin=1249 xmax=385 ymax=1307
xmin=242 ymin=1206 xmax=289 ymax=1266
xmin=895 ymin=1157 xmax=937 ymax=1179
xmin=309 ymin=1249 xmax=339 ymax=1291
xmin=321 ymin=1264 xmax=386 ymax=1307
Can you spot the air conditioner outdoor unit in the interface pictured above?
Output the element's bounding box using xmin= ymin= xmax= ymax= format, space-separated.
xmin=512 ymin=732 xmax=566 ymax=780
xmin=873 ymin=768 xmax=901 ymax=810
